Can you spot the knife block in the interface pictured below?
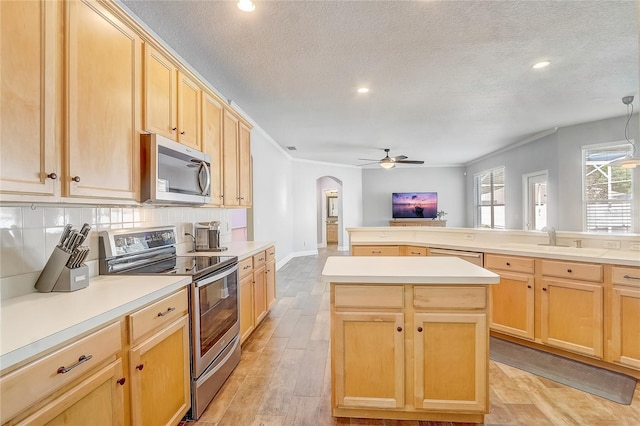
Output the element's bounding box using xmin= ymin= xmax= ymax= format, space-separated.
xmin=34 ymin=247 xmax=89 ymax=292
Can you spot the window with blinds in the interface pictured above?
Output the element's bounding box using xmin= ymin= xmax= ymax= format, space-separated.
xmin=583 ymin=143 xmax=633 ymax=232
xmin=474 ymin=166 xmax=505 ymax=229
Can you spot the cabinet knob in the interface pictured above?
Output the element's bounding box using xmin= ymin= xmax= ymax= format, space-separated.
xmin=527 ymin=285 xmax=532 ymax=289
xmin=542 ymin=287 xmax=547 ymax=291
xmin=567 ymin=269 xmax=572 ymax=273
xmin=506 ymin=262 xmax=510 ymax=266
xmin=180 ymin=131 xmax=185 ymax=135
xmin=136 ymin=364 xmax=144 ymax=371
xmin=47 ymin=172 xmax=58 ymax=180
xmin=172 ymin=127 xmax=177 ymax=131
xmin=397 ymin=326 xmax=403 ymax=332
xmin=72 ymin=176 xmax=81 ymax=183
xmin=417 ymin=327 xmax=423 ymax=332
xmin=117 ymin=377 xmax=126 ymax=386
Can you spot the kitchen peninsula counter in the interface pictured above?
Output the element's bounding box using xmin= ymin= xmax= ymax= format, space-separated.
xmin=323 ymin=256 xmax=499 ymax=423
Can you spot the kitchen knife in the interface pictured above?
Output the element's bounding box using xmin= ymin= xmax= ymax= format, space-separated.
xmin=58 ymin=224 xmax=73 ymax=247
xmin=80 ymin=223 xmax=91 ymax=237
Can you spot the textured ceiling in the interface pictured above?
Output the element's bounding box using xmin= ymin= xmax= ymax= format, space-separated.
xmin=121 ymin=0 xmax=638 ymax=167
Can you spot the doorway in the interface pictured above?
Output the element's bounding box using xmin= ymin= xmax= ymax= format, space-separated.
xmin=523 ymin=171 xmax=548 ymax=231
xmin=316 ymin=176 xmax=342 ymax=248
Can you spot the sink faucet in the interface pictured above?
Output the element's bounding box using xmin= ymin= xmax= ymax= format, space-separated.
xmin=541 ymin=226 xmax=556 ymax=246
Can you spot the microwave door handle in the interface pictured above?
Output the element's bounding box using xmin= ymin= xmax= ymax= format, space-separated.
xmin=197 ymin=161 xmax=211 ymax=195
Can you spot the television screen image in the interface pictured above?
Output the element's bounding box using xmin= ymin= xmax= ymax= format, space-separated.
xmin=392 ymin=192 xmax=437 ymax=219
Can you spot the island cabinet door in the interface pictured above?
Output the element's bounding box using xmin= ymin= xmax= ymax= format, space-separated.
xmin=489 ymin=271 xmax=535 ymax=340
xmin=610 ymin=285 xmax=640 ymax=370
xmin=413 ymin=312 xmax=487 ymax=412
xmin=332 ymin=312 xmax=405 ymax=409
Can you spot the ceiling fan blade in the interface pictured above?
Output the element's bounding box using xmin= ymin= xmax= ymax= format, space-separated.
xmin=395 ymin=160 xmax=425 ymax=164
xmin=357 ymin=158 xmax=382 ymax=162
xmin=390 ymin=155 xmax=408 ymax=161
xmin=357 ymin=162 xmax=381 ymax=166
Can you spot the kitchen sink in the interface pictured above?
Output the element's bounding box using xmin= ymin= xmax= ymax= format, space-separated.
xmin=499 ymin=243 xmax=607 ymax=257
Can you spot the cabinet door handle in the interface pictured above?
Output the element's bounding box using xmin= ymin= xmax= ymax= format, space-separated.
xmin=372 ymin=251 xmax=381 ymax=254
xmin=117 ymin=377 xmax=126 ymax=386
xmin=172 ymin=127 xmax=177 ymax=131
xmin=527 ymin=285 xmax=532 ymax=289
xmin=157 ymin=306 xmax=176 ymax=317
xmin=623 ymin=274 xmax=640 ymax=280
xmin=417 ymin=327 xmax=423 ymax=332
xmin=136 ymin=364 xmax=144 ymax=371
xmin=506 ymin=262 xmax=511 ymax=266
xmin=542 ymin=288 xmax=547 ymax=291
xmin=180 ymin=131 xmax=185 ymax=135
xmin=567 ymin=269 xmax=572 ymax=273
xmin=397 ymin=326 xmax=403 ymax=332
xmin=47 ymin=172 xmax=58 ymax=180
xmin=411 ymin=251 xmax=420 ymax=255
xmin=72 ymin=176 xmax=81 ymax=183
xmin=57 ymin=354 xmax=93 ymax=374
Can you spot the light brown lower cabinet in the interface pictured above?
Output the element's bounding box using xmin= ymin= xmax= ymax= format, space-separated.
xmin=128 ymin=316 xmax=190 ymax=426
xmin=15 ymin=360 xmax=126 ymax=426
xmin=239 ymin=270 xmax=255 ymax=344
xmin=331 ymin=283 xmax=488 ymax=423
xmin=0 ymin=289 xmax=191 ymax=426
xmin=266 ymin=258 xmax=276 ymax=309
xmin=239 ymin=247 xmax=277 ymax=344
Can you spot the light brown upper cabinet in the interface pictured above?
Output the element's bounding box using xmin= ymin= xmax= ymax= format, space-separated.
xmin=238 ymin=121 xmax=252 ymax=207
xmin=66 ymin=0 xmax=140 ymax=200
xmin=201 ymin=92 xmax=224 ymax=206
xmin=222 ymin=109 xmax=240 ymax=206
xmin=143 ymin=44 xmax=201 ymax=150
xmin=0 ymin=0 xmax=60 ymax=196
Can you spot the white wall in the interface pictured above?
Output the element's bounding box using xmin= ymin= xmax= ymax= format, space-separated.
xmin=249 ymin=125 xmax=295 ymax=257
xmin=292 ymin=161 xmax=363 ymax=253
xmin=464 ymin=114 xmax=640 ymax=231
xmin=362 ymin=166 xmax=467 ymax=227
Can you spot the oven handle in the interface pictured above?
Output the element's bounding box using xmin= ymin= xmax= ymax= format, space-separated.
xmin=194 ymin=264 xmax=238 ymax=288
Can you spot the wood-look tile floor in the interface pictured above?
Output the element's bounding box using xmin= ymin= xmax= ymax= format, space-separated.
xmin=186 ymin=247 xmax=640 ymax=426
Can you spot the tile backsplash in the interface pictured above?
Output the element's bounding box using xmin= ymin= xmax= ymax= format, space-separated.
xmin=0 ymin=204 xmax=231 ymax=300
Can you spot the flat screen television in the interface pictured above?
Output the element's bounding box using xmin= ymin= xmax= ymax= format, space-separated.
xmin=392 ymin=192 xmax=437 ymax=219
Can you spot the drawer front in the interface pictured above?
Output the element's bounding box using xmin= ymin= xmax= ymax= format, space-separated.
xmin=541 ymin=260 xmax=603 ymax=282
xmin=129 ymin=289 xmax=188 ymax=343
xmin=253 ymin=250 xmax=267 ymax=267
xmin=352 ymin=245 xmax=400 ymax=256
xmin=404 ymin=246 xmax=427 ymax=256
xmin=239 ymin=257 xmax=253 ymax=278
xmin=334 ymin=285 xmax=404 ymax=309
xmin=612 ymin=266 xmax=640 ymax=288
xmin=266 ymin=246 xmax=276 ymax=263
xmin=0 ymin=321 xmax=122 ymax=423
xmin=485 ymin=254 xmax=534 ymax=274
xmin=414 ymin=286 xmax=487 ymax=309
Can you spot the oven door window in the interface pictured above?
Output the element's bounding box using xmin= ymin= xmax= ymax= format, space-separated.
xmin=197 ymin=272 xmax=238 ymax=357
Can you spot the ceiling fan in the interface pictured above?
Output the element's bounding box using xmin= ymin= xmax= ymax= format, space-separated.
xmin=358 ymin=149 xmax=425 ymax=169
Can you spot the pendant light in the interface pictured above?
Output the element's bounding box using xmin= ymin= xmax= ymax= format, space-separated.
xmin=611 ymin=96 xmax=640 ymax=168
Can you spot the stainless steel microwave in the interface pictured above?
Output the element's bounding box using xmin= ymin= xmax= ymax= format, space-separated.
xmin=140 ymin=133 xmax=211 ymax=205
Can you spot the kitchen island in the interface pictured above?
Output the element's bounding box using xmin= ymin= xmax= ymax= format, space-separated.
xmin=322 ymin=256 xmax=499 ymax=423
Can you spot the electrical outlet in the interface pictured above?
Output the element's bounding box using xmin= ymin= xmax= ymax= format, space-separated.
xmin=603 ymin=240 xmax=621 ymax=249
xmin=464 ymin=234 xmax=475 ymax=241
xmin=630 ymin=243 xmax=640 ymax=251
xmin=379 ymin=232 xmax=388 ymax=238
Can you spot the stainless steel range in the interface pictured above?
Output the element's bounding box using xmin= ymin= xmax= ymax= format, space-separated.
xmin=98 ymin=226 xmax=240 ymax=420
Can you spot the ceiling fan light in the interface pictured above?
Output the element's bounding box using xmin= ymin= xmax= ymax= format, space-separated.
xmin=380 ymin=162 xmax=395 ymax=169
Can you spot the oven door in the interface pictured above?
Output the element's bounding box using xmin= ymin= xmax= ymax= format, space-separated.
xmin=191 ymin=263 xmax=239 ymax=378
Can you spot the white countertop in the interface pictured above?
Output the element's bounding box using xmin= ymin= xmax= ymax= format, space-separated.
xmin=322 ymin=256 xmax=500 ymax=284
xmin=347 ymin=228 xmax=640 ymax=267
xmin=1 ymin=274 xmax=190 ymax=372
xmin=187 ymin=240 xmax=274 ymax=260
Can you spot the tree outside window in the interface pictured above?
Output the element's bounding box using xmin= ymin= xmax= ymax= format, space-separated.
xmin=583 ymin=143 xmax=633 ymax=232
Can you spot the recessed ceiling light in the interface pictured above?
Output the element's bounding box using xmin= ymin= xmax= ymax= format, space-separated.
xmin=357 ymin=87 xmax=369 ymax=94
xmin=532 ymin=61 xmax=551 ymax=69
xmin=237 ymin=0 xmax=255 ymax=12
